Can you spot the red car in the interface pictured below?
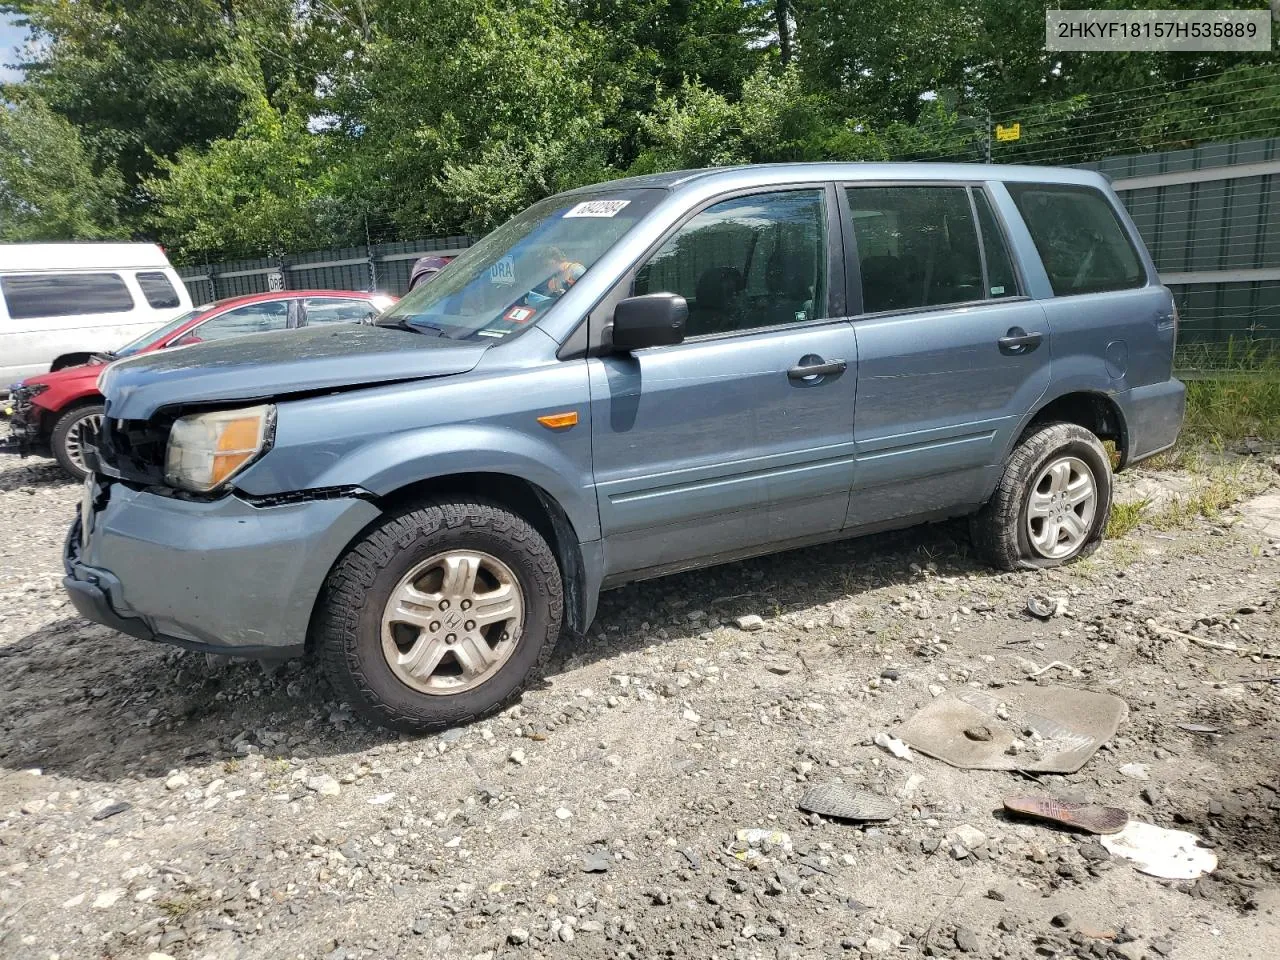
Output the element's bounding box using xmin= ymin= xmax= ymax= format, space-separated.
xmin=3 ymin=290 xmax=395 ymax=479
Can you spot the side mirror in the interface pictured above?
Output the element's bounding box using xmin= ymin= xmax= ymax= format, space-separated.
xmin=611 ymin=293 xmax=687 ymax=352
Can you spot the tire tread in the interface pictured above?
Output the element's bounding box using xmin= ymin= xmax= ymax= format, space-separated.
xmin=316 ymin=500 xmax=562 ymax=732
xmin=971 ymin=421 xmax=1112 ymax=571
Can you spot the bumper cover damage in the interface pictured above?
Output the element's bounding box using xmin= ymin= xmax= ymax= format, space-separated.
xmin=64 ymin=478 xmax=381 ymax=657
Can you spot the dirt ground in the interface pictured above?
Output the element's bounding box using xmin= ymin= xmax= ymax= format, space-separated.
xmin=0 ymin=453 xmax=1277 ymax=960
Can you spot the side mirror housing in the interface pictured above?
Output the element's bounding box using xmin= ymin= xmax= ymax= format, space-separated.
xmin=611 ymin=293 xmax=687 ymax=352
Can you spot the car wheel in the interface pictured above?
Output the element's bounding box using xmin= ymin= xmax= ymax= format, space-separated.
xmin=971 ymin=421 xmax=1112 ymax=571
xmin=51 ymin=403 xmax=105 ymax=481
xmin=316 ymin=501 xmax=563 ymax=733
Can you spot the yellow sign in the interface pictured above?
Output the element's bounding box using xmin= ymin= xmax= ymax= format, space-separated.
xmin=995 ymin=122 xmax=1021 ymax=142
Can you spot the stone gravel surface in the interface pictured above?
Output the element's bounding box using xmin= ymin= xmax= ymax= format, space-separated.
xmin=0 ymin=454 xmax=1278 ymax=960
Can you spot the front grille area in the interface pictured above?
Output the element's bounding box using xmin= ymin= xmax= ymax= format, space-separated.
xmin=98 ymin=416 xmax=173 ymax=484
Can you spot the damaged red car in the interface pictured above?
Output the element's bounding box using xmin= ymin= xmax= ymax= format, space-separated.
xmin=3 ymin=290 xmax=394 ymax=479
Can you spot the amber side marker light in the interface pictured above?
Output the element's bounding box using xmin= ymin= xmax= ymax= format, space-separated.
xmin=537 ymin=411 xmax=579 ymax=429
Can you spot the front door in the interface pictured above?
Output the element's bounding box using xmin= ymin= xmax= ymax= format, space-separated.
xmin=842 ymin=183 xmax=1052 ymax=527
xmin=588 ymin=187 xmax=858 ymax=579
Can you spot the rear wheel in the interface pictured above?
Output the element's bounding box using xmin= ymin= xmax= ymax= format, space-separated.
xmin=316 ymin=501 xmax=563 ymax=732
xmin=51 ymin=403 xmax=105 ymax=481
xmin=971 ymin=421 xmax=1112 ymax=570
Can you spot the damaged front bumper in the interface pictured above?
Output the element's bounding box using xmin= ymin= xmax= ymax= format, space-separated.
xmin=1 ymin=384 xmax=45 ymax=456
xmin=64 ymin=476 xmax=381 ymax=657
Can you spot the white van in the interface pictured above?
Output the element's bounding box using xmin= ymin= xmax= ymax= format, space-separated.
xmin=0 ymin=243 xmax=193 ymax=386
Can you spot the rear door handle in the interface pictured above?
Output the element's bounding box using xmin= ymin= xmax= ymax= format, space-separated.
xmin=998 ymin=328 xmax=1043 ymax=355
xmin=788 ymin=358 xmax=847 ymax=381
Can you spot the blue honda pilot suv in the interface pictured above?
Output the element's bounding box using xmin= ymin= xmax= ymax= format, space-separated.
xmin=66 ymin=163 xmax=1185 ymax=731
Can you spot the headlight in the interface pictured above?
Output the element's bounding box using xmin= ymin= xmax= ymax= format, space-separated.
xmin=164 ymin=404 xmax=275 ymax=493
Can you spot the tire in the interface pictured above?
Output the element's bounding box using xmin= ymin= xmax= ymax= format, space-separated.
xmin=971 ymin=421 xmax=1112 ymax=571
xmin=50 ymin=403 xmax=106 ymax=481
xmin=316 ymin=501 xmax=563 ymax=733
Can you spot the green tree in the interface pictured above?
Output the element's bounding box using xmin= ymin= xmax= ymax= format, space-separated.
xmin=146 ymin=97 xmax=335 ymax=261
xmin=3 ymin=0 xmax=330 ymax=226
xmin=329 ymin=0 xmax=620 ymax=236
xmin=0 ymin=96 xmax=125 ymax=241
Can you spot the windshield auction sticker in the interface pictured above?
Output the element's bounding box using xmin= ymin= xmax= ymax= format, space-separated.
xmin=563 ymin=200 xmax=631 ymax=218
xmin=1046 ymin=10 xmax=1270 ymax=51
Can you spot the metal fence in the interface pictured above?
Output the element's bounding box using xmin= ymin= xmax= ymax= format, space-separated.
xmin=177 ymin=235 xmax=476 ymax=305
xmin=178 ymin=137 xmax=1280 ymax=366
xmin=1090 ymin=137 xmax=1280 ymax=366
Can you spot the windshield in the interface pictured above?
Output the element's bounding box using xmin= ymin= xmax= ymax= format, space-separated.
xmin=114 ymin=307 xmax=208 ymax=357
xmin=379 ymin=188 xmax=665 ymax=340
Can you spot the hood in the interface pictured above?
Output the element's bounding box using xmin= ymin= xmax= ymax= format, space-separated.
xmin=100 ymin=324 xmax=490 ymax=420
xmin=23 ymin=363 xmax=101 ymax=390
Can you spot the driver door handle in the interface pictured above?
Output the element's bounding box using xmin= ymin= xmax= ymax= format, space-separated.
xmin=998 ymin=328 xmax=1043 ymax=355
xmin=788 ymin=358 xmax=847 ymax=380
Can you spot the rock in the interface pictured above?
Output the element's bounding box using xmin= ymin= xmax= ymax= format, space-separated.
xmin=509 ymin=748 xmax=527 ymax=765
xmin=581 ymin=851 xmax=611 ymax=873
xmin=1078 ymin=841 xmax=1110 ymax=862
xmin=1051 ymin=912 xmax=1071 ymax=928
xmin=412 ymin=917 xmax=430 ymax=936
xmin=92 ymin=801 xmax=130 ymax=821
xmin=864 ymin=937 xmax=892 ymax=955
xmin=555 ymin=807 xmax=573 ymax=820
xmin=736 ymin=828 xmax=793 ymax=852
xmin=734 ymin=614 xmax=765 ymax=631
xmin=947 ymin=824 xmax=987 ymax=850
xmin=880 ymin=668 xmax=900 ymax=681
xmin=164 ymin=773 xmax=190 ymax=791
xmin=955 ymin=927 xmax=980 ymax=953
xmin=306 ymin=775 xmax=341 ymax=797
xmin=508 ymin=928 xmax=529 ymax=945
xmin=1119 ymin=763 xmax=1149 ymax=780
xmin=963 ymin=726 xmax=993 ymax=742
xmin=558 ymin=925 xmax=575 ymax=943
xmin=1150 ymin=939 xmax=1173 ymax=956
xmin=93 ymin=888 xmax=125 ymax=909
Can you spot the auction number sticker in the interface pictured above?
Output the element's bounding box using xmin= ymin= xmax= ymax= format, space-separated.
xmin=490 ymin=256 xmax=515 ymax=286
xmin=564 ymin=200 xmax=631 ymax=218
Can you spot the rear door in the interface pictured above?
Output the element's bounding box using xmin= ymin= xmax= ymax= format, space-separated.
xmin=843 ymin=183 xmax=1052 ymax=527
xmin=588 ymin=185 xmax=858 ymax=579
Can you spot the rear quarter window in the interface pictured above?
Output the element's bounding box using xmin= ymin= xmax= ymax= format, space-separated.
xmin=1005 ymin=183 xmax=1145 ymax=296
xmin=0 ymin=272 xmax=135 ymax=320
xmin=136 ymin=271 xmax=182 ymax=309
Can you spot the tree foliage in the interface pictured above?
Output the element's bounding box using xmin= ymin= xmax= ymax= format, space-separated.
xmin=0 ymin=95 xmax=125 ymax=241
xmin=1 ymin=0 xmax=1276 ymax=261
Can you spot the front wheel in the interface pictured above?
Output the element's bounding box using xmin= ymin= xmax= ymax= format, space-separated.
xmin=51 ymin=403 xmax=105 ymax=481
xmin=316 ymin=501 xmax=563 ymax=733
xmin=971 ymin=421 xmax=1113 ymax=570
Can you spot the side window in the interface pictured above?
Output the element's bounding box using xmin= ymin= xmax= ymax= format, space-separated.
xmin=973 ymin=190 xmax=1019 ymax=299
xmin=1005 ymin=183 xmax=1144 ymax=296
xmin=846 ymin=186 xmax=983 ymax=313
xmin=634 ymin=190 xmax=828 ymax=337
xmin=304 ymin=298 xmax=377 ymax=326
xmin=190 ymin=301 xmax=290 ymax=342
xmin=135 ymin=271 xmax=181 ymax=309
xmin=0 ymin=273 xmax=133 ymax=320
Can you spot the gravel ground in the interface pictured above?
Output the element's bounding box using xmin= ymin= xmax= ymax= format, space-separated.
xmin=1 ymin=454 xmax=1278 ymax=960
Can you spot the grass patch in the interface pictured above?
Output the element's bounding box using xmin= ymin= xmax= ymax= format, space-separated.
xmin=1180 ymin=360 xmax=1280 ymax=447
xmin=1106 ymin=497 xmax=1151 ymax=538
